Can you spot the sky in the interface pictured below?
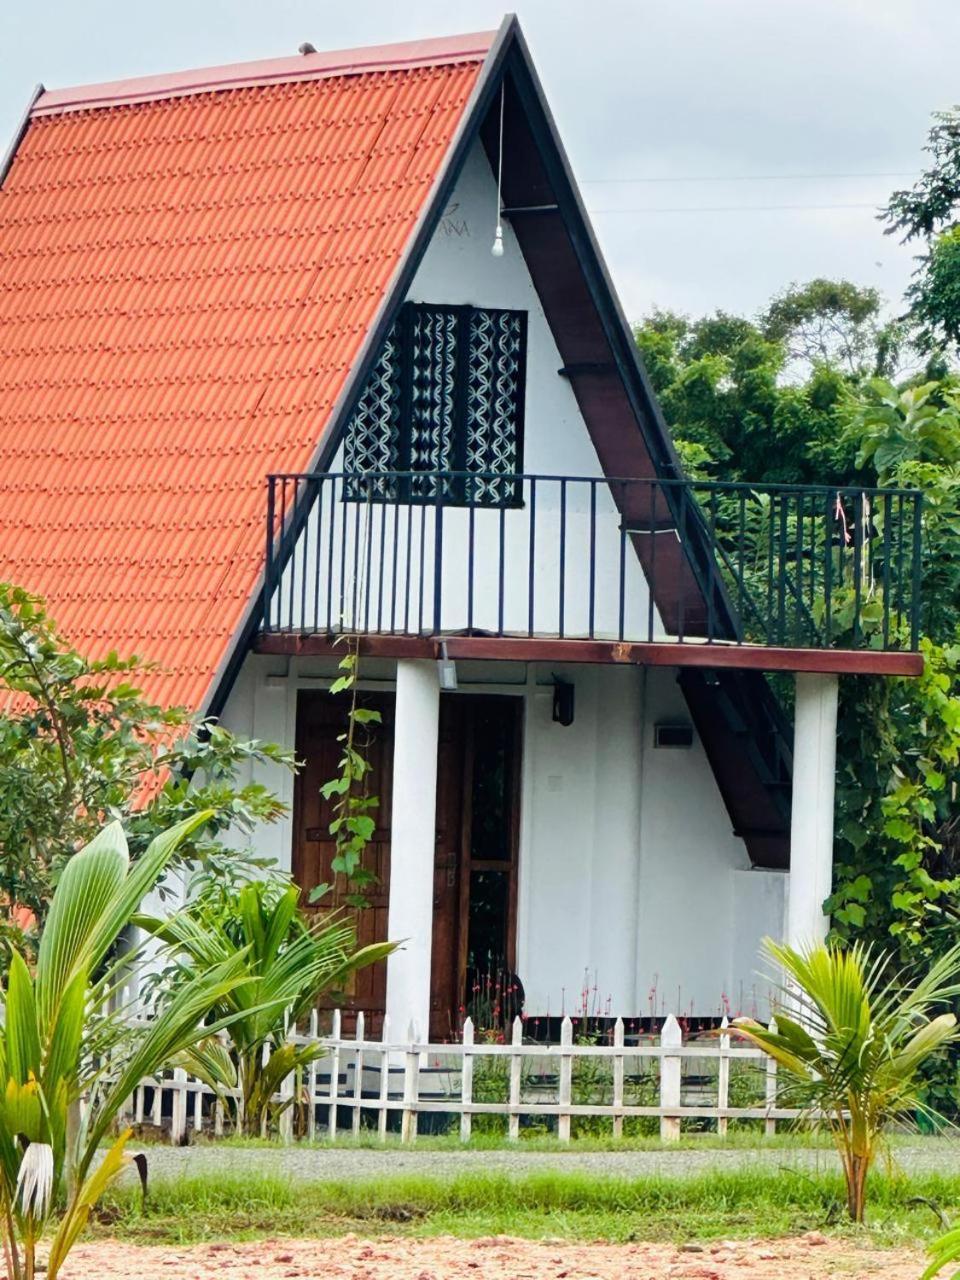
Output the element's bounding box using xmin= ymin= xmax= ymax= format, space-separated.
xmin=2 ymin=0 xmax=958 ymax=326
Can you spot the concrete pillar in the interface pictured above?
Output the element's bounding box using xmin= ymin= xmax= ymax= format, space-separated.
xmin=385 ymin=659 xmax=440 ymax=1038
xmin=787 ymin=672 xmax=839 ymax=950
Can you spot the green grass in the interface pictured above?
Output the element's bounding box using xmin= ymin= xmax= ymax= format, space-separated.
xmin=138 ymin=1127 xmax=838 ymax=1154
xmin=94 ymin=1166 xmax=959 ymax=1248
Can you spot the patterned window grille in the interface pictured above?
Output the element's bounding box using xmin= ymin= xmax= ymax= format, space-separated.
xmin=343 ymin=302 xmax=527 ymax=505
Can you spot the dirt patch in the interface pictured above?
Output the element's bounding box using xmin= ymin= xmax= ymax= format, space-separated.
xmin=60 ymin=1233 xmax=926 ymax=1278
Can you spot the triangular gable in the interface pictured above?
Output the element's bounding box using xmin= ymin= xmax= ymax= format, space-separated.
xmin=253 ymin=18 xmax=729 ymax=709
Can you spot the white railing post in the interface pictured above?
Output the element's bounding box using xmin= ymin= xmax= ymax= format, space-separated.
xmin=306 ymin=1008 xmax=319 ymax=1142
xmin=401 ymin=1019 xmax=420 ymax=1144
xmin=260 ymin=1041 xmax=271 ymax=1138
xmin=213 ymin=1030 xmax=226 ymax=1137
xmin=765 ymin=1016 xmax=778 ymax=1137
xmin=279 ymin=1054 xmax=295 ymax=1145
xmin=327 ymin=1008 xmax=341 ymax=1141
xmin=460 ymin=1017 xmax=474 ymax=1144
xmin=612 ymin=1017 xmax=625 ymax=1140
xmin=192 ymin=1072 xmax=203 ymax=1137
xmin=717 ymin=1015 xmax=730 ymax=1139
xmin=508 ymin=1016 xmax=523 ymax=1142
xmin=659 ymin=1014 xmax=682 ymax=1142
xmin=170 ymin=1068 xmax=187 ymax=1146
xmin=377 ymin=1015 xmax=390 ymax=1143
xmin=557 ymin=1016 xmax=573 ymax=1143
xmin=352 ymin=1012 xmax=365 ymax=1139
xmin=150 ymin=1075 xmax=162 ymax=1130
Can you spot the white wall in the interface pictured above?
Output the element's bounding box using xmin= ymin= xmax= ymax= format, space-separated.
xmin=517 ymin=663 xmax=783 ymax=1019
xmin=219 ymin=650 xmax=782 ymax=1018
xmin=269 ymin=138 xmax=661 ymax=642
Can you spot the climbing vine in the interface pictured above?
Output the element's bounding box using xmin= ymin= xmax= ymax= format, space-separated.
xmin=311 ymin=638 xmax=381 ymax=908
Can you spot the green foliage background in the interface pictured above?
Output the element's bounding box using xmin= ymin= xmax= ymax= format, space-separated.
xmin=634 ymin=110 xmax=960 ymax=1106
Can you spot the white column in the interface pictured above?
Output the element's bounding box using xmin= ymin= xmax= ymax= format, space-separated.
xmin=385 ymin=658 xmax=440 ymax=1039
xmin=787 ymin=672 xmax=839 ymax=950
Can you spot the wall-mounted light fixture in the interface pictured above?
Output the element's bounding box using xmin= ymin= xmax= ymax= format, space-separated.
xmin=437 ymin=641 xmax=458 ymax=691
xmin=552 ymin=675 xmax=574 ymax=727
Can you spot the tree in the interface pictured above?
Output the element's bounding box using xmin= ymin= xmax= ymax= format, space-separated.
xmin=0 ymin=814 xmax=260 ymax=1280
xmin=634 ymin=301 xmax=859 ymax=486
xmin=761 ymin=278 xmax=899 ymax=378
xmin=0 ymin=584 xmax=296 ymax=939
xmin=884 ymin=108 xmax=960 ymax=354
xmin=136 ymin=878 xmax=395 ymax=1136
xmin=733 ymin=939 xmax=960 ymax=1222
xmin=828 ymin=373 xmax=960 ymax=969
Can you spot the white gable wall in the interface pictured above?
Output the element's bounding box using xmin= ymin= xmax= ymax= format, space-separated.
xmin=271 ymin=139 xmax=661 ymax=642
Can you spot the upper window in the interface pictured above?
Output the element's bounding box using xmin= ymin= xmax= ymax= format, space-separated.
xmin=344 ymin=302 xmax=527 ymax=507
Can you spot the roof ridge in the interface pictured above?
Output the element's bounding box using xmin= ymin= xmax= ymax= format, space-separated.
xmin=32 ymin=28 xmax=497 ymax=117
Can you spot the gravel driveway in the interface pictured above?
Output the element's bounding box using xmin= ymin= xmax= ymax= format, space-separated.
xmin=62 ymin=1234 xmax=927 ymax=1280
xmin=135 ymin=1138 xmax=960 ymax=1184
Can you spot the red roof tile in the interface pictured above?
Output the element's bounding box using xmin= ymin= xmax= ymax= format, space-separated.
xmin=0 ymin=33 xmax=491 ymax=710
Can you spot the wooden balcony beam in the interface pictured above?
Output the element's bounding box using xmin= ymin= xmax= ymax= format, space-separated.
xmin=254 ymin=632 xmax=923 ymax=676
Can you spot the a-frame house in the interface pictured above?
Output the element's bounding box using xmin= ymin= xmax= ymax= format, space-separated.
xmin=0 ymin=17 xmax=921 ymax=1036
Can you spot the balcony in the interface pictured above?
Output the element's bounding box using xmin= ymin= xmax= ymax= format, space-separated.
xmin=261 ymin=472 xmax=923 ymax=674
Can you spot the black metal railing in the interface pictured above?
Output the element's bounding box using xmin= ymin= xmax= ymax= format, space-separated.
xmin=262 ymin=472 xmax=923 ymax=652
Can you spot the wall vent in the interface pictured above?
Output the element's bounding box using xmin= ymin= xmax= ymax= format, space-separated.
xmin=654 ymin=722 xmax=694 ymax=749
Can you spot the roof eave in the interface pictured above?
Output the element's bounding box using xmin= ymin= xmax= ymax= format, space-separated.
xmin=32 ymin=30 xmax=498 ymax=116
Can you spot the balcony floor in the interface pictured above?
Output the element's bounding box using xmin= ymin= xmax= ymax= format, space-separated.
xmin=254 ymin=629 xmax=924 ymax=677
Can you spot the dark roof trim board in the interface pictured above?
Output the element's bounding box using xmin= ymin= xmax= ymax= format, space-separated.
xmin=0 ymin=83 xmax=44 ymax=190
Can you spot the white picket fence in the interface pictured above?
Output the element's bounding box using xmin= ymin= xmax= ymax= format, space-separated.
xmin=122 ymin=1010 xmax=799 ymax=1145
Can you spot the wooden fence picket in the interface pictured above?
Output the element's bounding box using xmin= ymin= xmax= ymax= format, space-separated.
xmin=352 ymin=1012 xmax=365 ymax=1138
xmin=508 ymin=1016 xmax=523 ymax=1141
xmin=377 ymin=1015 xmax=391 ymax=1142
xmin=557 ymin=1016 xmax=573 ymax=1143
xmin=170 ymin=1067 xmax=187 ymax=1145
xmin=764 ymin=1017 xmax=778 ymax=1137
xmin=612 ymin=1017 xmax=625 ymax=1140
xmin=717 ymin=1015 xmax=730 ymax=1138
xmin=659 ymin=1015 xmax=682 ymax=1142
xmin=460 ymin=1017 xmax=474 ymax=1143
xmin=401 ymin=1020 xmax=420 ymax=1144
xmin=306 ymin=1008 xmax=319 ymax=1141
xmin=327 ymin=1008 xmax=341 ymax=1140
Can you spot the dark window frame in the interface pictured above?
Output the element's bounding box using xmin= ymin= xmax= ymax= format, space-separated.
xmin=343 ymin=301 xmax=528 ymax=509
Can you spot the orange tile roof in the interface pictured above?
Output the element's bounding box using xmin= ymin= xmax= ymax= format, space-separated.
xmin=0 ymin=32 xmax=492 ymax=710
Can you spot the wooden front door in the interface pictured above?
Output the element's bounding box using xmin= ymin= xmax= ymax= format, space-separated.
xmin=430 ymin=694 xmax=523 ymax=1041
xmin=293 ymin=689 xmax=522 ymax=1041
xmin=293 ymin=690 xmax=394 ymax=1034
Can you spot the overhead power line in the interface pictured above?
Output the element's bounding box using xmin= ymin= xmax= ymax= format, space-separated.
xmin=587 ymin=201 xmax=882 ymax=214
xmin=580 ymin=171 xmax=917 ymax=185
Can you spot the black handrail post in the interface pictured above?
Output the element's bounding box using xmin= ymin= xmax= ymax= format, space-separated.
xmin=558 ymin=478 xmax=567 ymax=640
xmin=433 ymin=481 xmax=444 ymax=635
xmin=881 ymin=491 xmax=892 ymax=650
xmin=264 ymin=476 xmax=276 ymax=632
xmin=588 ymin=480 xmax=597 ymax=641
xmin=911 ymin=492 xmax=923 ymax=650
xmin=527 ymin=477 xmax=537 ymax=638
xmin=823 ymin=490 xmax=833 ymax=646
xmin=647 ymin=481 xmax=656 ymax=644
xmin=852 ymin=492 xmax=863 ymax=648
